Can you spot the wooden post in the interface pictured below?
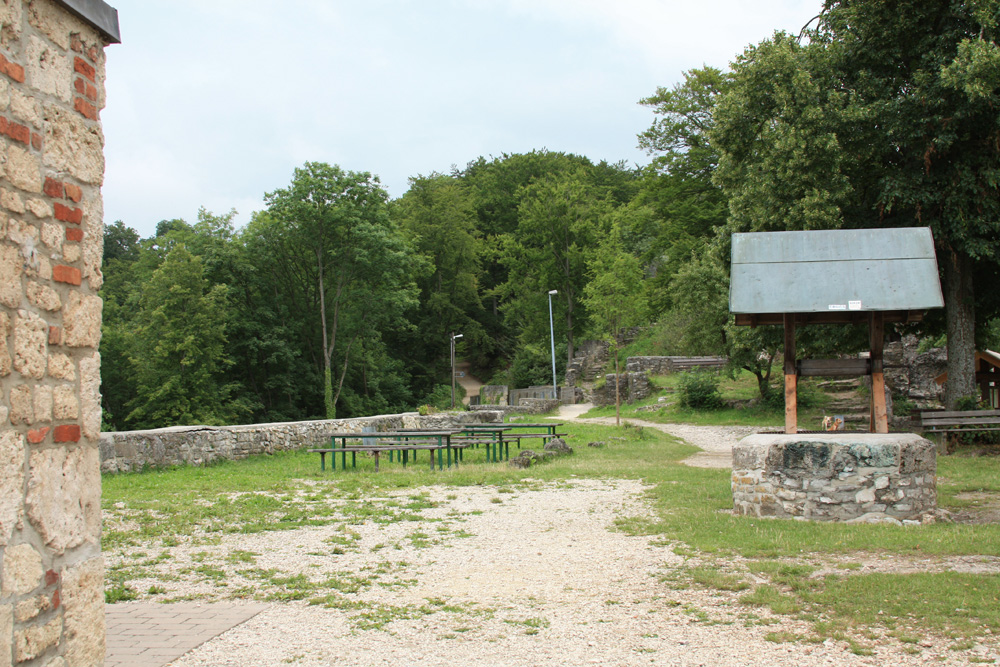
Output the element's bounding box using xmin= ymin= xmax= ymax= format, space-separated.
xmin=870 ymin=312 xmax=889 ymax=433
xmin=784 ymin=313 xmax=797 ymax=434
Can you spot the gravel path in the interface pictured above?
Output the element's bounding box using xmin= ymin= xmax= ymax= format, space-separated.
xmin=107 ymin=408 xmax=997 ymax=665
xmin=553 ymin=403 xmax=755 ymax=469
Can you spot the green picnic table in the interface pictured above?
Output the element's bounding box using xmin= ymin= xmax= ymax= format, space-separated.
xmin=465 ymin=422 xmax=567 ymax=449
xmin=310 ymin=430 xmax=464 ymax=472
xmin=401 ymin=426 xmax=512 ymax=462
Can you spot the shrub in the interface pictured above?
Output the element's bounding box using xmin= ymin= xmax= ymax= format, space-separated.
xmin=677 ymin=370 xmax=723 ymax=410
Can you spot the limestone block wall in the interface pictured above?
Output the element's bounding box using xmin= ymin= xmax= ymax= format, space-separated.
xmin=591 ymin=372 xmax=652 ymax=406
xmin=732 ymin=433 xmax=937 ymax=522
xmin=0 ymin=2 xmax=117 ymax=665
xmin=99 ymin=410 xmax=503 ymax=474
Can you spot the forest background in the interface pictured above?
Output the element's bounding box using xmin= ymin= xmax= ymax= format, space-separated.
xmin=100 ymin=0 xmax=1000 ymax=431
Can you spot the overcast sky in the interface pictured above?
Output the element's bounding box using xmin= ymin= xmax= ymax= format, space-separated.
xmin=102 ymin=0 xmax=822 ymax=238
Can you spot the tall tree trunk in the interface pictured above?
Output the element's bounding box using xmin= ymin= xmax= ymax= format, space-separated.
xmin=942 ymin=247 xmax=977 ymax=409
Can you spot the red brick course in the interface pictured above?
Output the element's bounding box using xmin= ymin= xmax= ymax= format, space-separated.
xmin=53 ymin=265 xmax=82 ymax=286
xmin=27 ymin=427 xmax=51 ymax=444
xmin=44 ymin=178 xmax=65 ymax=198
xmin=53 ymin=424 xmax=81 ymax=443
xmin=54 ymin=203 xmax=83 ymax=224
xmin=73 ymin=57 xmax=96 ymax=82
xmin=0 ymin=53 xmax=25 ymax=83
xmin=65 ymin=228 xmax=84 ymax=242
xmin=73 ymin=97 xmax=97 ymax=121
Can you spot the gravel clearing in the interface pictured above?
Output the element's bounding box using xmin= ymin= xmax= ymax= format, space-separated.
xmin=147 ymin=477 xmax=991 ymax=666
xmin=105 ymin=410 xmax=999 ymax=665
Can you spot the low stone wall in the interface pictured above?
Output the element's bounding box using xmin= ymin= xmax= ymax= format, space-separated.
xmin=592 ymin=372 xmax=652 ymax=406
xmin=732 ymin=433 xmax=936 ymax=522
xmin=470 ymin=402 xmax=558 ymax=417
xmin=99 ymin=410 xmax=502 ymax=474
xmin=626 ymin=356 xmax=728 ymax=374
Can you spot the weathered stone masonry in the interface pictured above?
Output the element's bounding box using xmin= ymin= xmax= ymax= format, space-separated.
xmin=99 ymin=411 xmax=503 ymax=475
xmin=732 ymin=433 xmax=937 ymax=522
xmin=1 ymin=1 xmax=118 ymax=665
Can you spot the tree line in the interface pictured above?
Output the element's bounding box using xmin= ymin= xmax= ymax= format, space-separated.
xmin=100 ymin=0 xmax=1000 ymax=430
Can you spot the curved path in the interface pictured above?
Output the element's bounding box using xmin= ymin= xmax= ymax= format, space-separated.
xmin=552 ymin=403 xmax=756 ymax=468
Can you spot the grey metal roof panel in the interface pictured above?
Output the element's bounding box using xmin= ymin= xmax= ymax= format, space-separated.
xmin=55 ymin=0 xmax=120 ymax=44
xmin=730 ymin=227 xmax=944 ymax=314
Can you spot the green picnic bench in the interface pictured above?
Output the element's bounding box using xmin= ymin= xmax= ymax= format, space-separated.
xmin=309 ymin=430 xmax=466 ymax=472
xmin=471 ymin=422 xmax=568 ymax=449
xmin=402 ymin=426 xmax=512 ymax=462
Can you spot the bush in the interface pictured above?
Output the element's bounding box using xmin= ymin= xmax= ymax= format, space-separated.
xmin=677 ymin=370 xmax=724 ymax=410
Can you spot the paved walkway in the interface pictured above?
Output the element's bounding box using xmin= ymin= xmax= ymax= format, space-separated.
xmin=105 ymin=602 xmax=268 ymax=667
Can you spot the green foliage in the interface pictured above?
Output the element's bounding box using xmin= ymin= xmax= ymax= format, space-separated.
xmin=419 ymin=383 xmax=466 ymax=411
xmin=264 ymin=162 xmax=420 ymax=419
xmin=125 ymin=246 xmax=247 ymax=428
xmin=712 ymin=1 xmax=1000 ymax=405
xmin=489 ymin=343 xmax=567 ymax=389
xmin=394 ymin=173 xmax=486 ymax=392
xmin=677 ymin=371 xmax=724 ymax=410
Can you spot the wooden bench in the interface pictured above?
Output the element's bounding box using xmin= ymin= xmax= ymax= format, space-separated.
xmin=920 ymin=409 xmax=1000 ymax=452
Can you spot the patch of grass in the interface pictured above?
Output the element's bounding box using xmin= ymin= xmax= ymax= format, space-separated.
xmin=105 ymin=583 xmax=138 ymax=603
xmin=741 ymin=585 xmax=802 ymax=615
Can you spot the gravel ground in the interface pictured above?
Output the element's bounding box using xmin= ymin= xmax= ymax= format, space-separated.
xmin=108 ymin=411 xmax=999 ymax=666
xmin=163 ymin=478 xmax=996 ymax=667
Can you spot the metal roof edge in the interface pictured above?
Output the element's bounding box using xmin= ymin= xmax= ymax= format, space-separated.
xmin=54 ymin=0 xmax=120 ymax=44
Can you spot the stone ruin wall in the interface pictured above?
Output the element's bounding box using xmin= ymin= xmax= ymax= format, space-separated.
xmin=591 ymin=372 xmax=652 ymax=407
xmin=732 ymin=434 xmax=937 ymax=523
xmin=0 ymin=2 xmax=113 ymax=664
xmin=100 ymin=410 xmax=504 ymax=474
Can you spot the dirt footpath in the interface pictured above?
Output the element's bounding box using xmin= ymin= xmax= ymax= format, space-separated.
xmin=552 ymin=403 xmax=755 ymax=468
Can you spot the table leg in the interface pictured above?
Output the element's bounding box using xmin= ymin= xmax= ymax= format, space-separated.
xmin=373 ymin=450 xmax=380 ymax=472
xmin=320 ymin=451 xmax=326 ymax=471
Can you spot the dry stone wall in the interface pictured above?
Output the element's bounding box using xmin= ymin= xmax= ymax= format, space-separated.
xmin=100 ymin=410 xmax=503 ymax=474
xmin=591 ymin=372 xmax=652 ymax=406
xmin=732 ymin=433 xmax=937 ymax=522
xmin=0 ymin=2 xmax=117 ymax=665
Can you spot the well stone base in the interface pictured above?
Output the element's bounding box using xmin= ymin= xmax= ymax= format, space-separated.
xmin=732 ymin=433 xmax=936 ymax=522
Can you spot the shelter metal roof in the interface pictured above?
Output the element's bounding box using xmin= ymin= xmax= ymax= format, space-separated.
xmin=730 ymin=227 xmax=944 ymax=325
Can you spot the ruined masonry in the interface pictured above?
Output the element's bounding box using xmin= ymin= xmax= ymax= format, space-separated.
xmin=0 ymin=1 xmax=119 ymax=665
xmin=732 ymin=433 xmax=937 ymax=522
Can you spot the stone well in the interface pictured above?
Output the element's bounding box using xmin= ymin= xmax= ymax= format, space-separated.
xmin=732 ymin=433 xmax=937 ymax=522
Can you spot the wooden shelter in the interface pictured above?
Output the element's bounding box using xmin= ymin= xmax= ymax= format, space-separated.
xmin=934 ymin=349 xmax=1000 ymax=409
xmin=730 ymin=227 xmax=944 ymax=433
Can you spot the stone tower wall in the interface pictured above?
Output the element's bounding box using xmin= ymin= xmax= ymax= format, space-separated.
xmin=0 ymin=1 xmax=116 ymax=664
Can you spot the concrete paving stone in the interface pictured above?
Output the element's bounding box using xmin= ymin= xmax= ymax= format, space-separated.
xmin=105 ymin=602 xmax=268 ymax=667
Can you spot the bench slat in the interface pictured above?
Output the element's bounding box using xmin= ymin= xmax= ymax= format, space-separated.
xmin=921 ymin=410 xmax=1000 ymax=419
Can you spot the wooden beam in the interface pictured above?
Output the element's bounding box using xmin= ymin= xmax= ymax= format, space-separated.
xmin=870 ymin=312 xmax=888 ymax=433
xmin=734 ymin=310 xmax=925 ymax=327
xmin=784 ymin=313 xmax=797 ymax=434
xmin=797 ymin=358 xmax=871 ymax=377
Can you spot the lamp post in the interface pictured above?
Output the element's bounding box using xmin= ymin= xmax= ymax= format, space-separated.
xmin=451 ymin=333 xmax=463 ymax=409
xmin=547 ymin=290 xmax=558 ymax=401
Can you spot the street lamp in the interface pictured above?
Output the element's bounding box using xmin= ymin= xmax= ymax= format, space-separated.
xmin=547 ymin=290 xmax=558 ymax=401
xmin=451 ymin=333 xmax=463 ymax=409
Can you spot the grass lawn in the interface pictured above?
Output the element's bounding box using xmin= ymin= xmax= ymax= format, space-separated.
xmin=103 ymin=418 xmax=1000 ymax=653
xmin=581 ymin=370 xmax=834 ymax=428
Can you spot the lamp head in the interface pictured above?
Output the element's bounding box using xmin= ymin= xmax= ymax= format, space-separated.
xmin=548 ymin=290 xmax=558 ymax=295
